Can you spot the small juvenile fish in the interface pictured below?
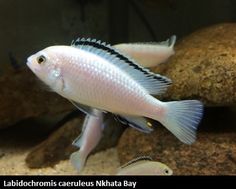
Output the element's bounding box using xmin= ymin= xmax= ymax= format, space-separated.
xmin=70 ymin=109 xmax=104 ymax=172
xmin=26 ymin=38 xmax=203 ymax=144
xmin=116 ymin=156 xmax=173 ymax=175
xmin=113 ymin=35 xmax=176 ymax=67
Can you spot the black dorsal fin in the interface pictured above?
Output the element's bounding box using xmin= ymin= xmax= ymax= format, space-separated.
xmin=71 ymin=38 xmax=172 ymax=95
xmin=120 ymin=156 xmax=153 ymax=169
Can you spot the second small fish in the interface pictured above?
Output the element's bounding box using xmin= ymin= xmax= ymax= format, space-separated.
xmin=117 ymin=156 xmax=173 ymax=175
xmin=70 ymin=109 xmax=104 ymax=172
xmin=113 ymin=35 xmax=176 ymax=67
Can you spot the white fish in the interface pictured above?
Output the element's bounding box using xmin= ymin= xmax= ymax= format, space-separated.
xmin=113 ymin=35 xmax=176 ymax=67
xmin=116 ymin=156 xmax=173 ymax=175
xmin=26 ymin=38 xmax=203 ymax=144
xmin=70 ymin=109 xmax=104 ymax=172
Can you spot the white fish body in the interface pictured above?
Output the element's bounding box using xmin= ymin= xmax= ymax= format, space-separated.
xmin=113 ymin=35 xmax=176 ymax=67
xmin=26 ymin=38 xmax=203 ymax=144
xmin=117 ymin=157 xmax=173 ymax=175
xmin=70 ymin=109 xmax=104 ymax=172
xmin=27 ymin=45 xmax=167 ymax=116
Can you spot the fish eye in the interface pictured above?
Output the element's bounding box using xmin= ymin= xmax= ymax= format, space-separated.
xmin=37 ymin=55 xmax=46 ymax=64
xmin=164 ymin=168 xmax=169 ymax=174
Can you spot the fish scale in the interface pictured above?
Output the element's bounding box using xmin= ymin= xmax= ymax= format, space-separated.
xmin=26 ymin=38 xmax=203 ymax=144
xmin=58 ymin=48 xmax=146 ymax=115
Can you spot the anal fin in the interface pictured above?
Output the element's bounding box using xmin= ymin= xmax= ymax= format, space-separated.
xmin=115 ymin=115 xmax=153 ymax=133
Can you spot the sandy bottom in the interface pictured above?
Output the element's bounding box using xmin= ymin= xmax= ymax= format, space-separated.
xmin=0 ymin=126 xmax=120 ymax=175
xmin=0 ymin=146 xmax=120 ymax=175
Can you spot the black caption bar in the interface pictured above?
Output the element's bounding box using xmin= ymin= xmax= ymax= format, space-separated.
xmin=0 ymin=176 xmax=234 ymax=188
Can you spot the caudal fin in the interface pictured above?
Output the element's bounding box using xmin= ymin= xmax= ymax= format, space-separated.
xmin=169 ymin=35 xmax=177 ymax=48
xmin=70 ymin=150 xmax=87 ymax=173
xmin=160 ymin=100 xmax=203 ymax=144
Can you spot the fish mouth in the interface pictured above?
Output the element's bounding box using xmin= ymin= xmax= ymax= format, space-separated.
xmin=26 ymin=61 xmax=33 ymax=71
xmin=26 ymin=55 xmax=41 ymax=75
xmin=26 ymin=59 xmax=37 ymax=73
xmin=26 ymin=56 xmax=33 ymax=66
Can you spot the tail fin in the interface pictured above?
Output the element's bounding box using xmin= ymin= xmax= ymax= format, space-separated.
xmin=70 ymin=150 xmax=87 ymax=173
xmin=168 ymin=35 xmax=177 ymax=48
xmin=159 ymin=35 xmax=176 ymax=48
xmin=160 ymin=100 xmax=203 ymax=144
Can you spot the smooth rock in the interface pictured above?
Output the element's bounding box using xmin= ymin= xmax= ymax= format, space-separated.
xmin=25 ymin=114 xmax=83 ymax=168
xmin=117 ymin=107 xmax=236 ymax=175
xmin=26 ymin=113 xmax=125 ymax=168
xmin=0 ymin=68 xmax=74 ymax=129
xmin=154 ymin=23 xmax=236 ymax=106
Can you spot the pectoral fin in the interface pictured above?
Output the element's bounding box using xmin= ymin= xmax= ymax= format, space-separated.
xmin=115 ymin=115 xmax=153 ymax=133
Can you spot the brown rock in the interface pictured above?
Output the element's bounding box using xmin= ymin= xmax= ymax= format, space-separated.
xmin=26 ymin=113 xmax=125 ymax=168
xmin=0 ymin=68 xmax=74 ymax=129
xmin=117 ymin=107 xmax=236 ymax=175
xmin=25 ymin=115 xmax=83 ymax=168
xmin=154 ymin=23 xmax=236 ymax=106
